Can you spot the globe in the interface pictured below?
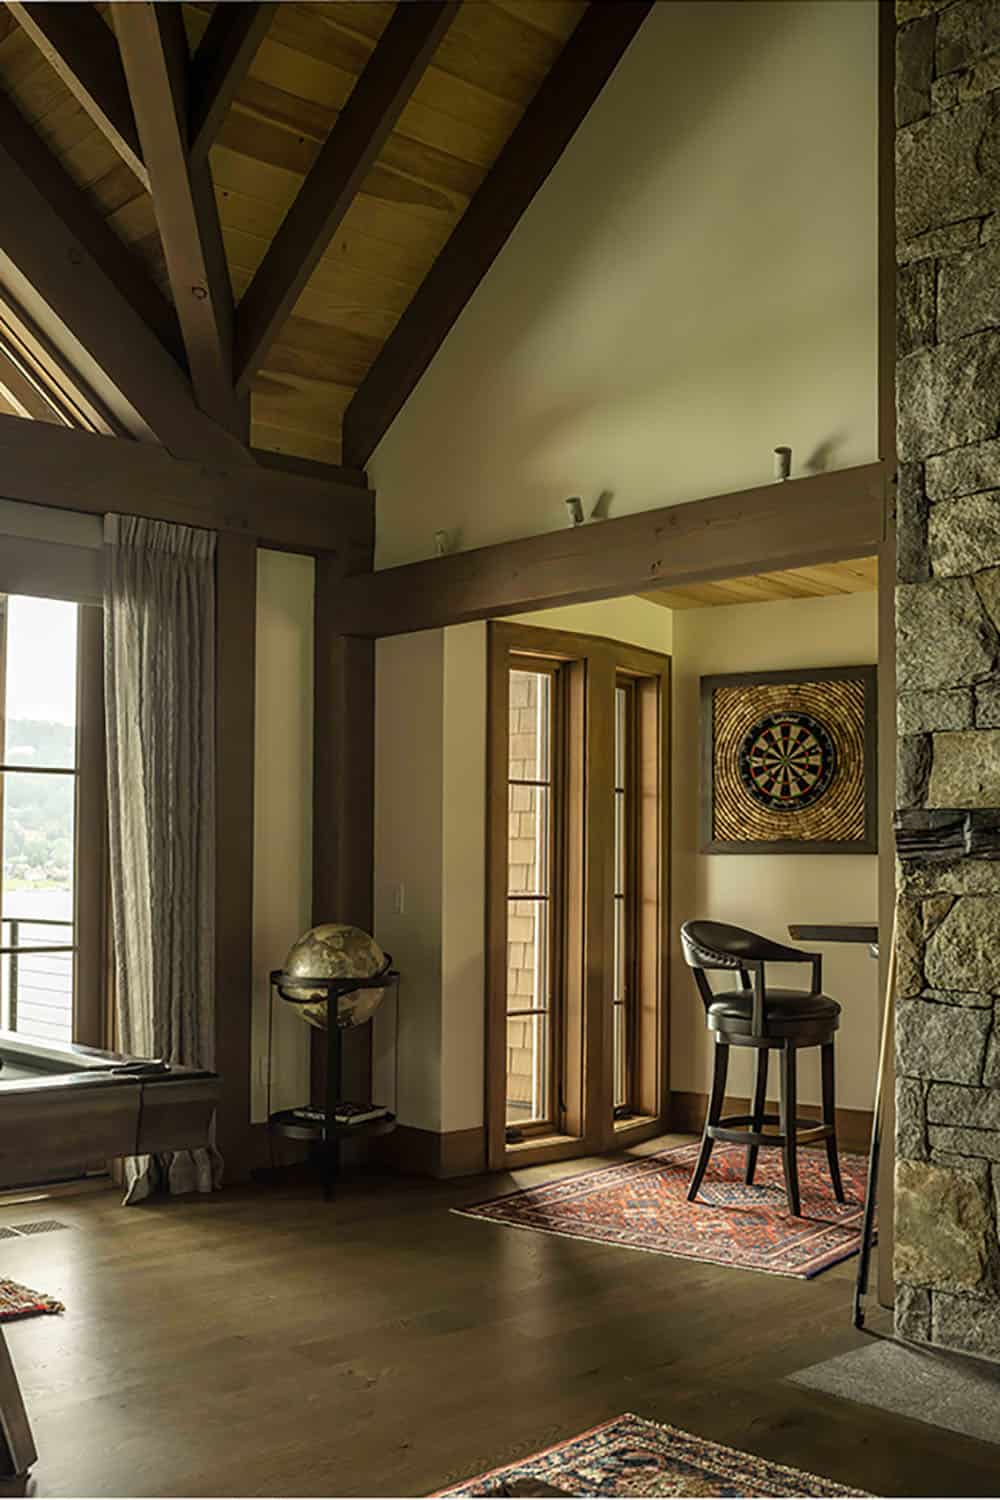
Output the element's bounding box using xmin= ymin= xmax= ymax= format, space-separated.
xmin=281 ymin=923 xmax=389 ymax=1030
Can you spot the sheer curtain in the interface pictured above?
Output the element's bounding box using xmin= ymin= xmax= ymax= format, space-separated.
xmin=104 ymin=514 xmax=222 ymax=1203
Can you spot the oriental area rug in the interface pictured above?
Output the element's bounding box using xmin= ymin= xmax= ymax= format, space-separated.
xmin=435 ymin=1413 xmax=870 ymax=1497
xmin=455 ymin=1143 xmax=869 ymax=1279
xmin=0 ymin=1279 xmax=63 ymax=1321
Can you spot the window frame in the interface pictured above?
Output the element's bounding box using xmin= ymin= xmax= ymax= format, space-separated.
xmin=486 ymin=621 xmax=670 ymax=1170
xmin=0 ymin=596 xmax=107 ymax=1050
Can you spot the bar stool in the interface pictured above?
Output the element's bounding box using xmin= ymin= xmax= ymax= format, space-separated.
xmin=680 ymin=920 xmax=845 ymax=1217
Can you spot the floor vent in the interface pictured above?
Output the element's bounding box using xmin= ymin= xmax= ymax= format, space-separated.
xmin=9 ymin=1220 xmax=70 ymax=1236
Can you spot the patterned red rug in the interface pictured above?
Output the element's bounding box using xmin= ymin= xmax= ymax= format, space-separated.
xmin=0 ymin=1279 xmax=64 ymax=1321
xmin=435 ymin=1413 xmax=870 ymax=1496
xmin=455 ymin=1143 xmax=870 ymax=1279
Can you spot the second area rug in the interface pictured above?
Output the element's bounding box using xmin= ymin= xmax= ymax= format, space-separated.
xmin=435 ymin=1413 xmax=869 ymax=1497
xmin=455 ymin=1142 xmax=869 ymax=1279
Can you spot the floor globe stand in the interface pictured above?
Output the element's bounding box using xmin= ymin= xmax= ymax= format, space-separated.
xmin=268 ymin=965 xmax=400 ymax=1199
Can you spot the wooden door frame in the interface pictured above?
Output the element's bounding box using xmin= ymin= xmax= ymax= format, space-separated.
xmin=485 ymin=620 xmax=671 ymax=1172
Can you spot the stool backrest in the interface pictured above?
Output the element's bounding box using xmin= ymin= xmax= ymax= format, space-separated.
xmin=680 ymin=920 xmax=821 ymax=1036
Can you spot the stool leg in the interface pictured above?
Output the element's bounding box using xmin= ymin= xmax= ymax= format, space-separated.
xmin=779 ymin=1042 xmax=801 ymax=1217
xmin=821 ymin=1040 xmax=846 ymax=1203
xmin=745 ymin=1048 xmax=769 ymax=1185
xmin=688 ymin=1041 xmax=729 ymax=1203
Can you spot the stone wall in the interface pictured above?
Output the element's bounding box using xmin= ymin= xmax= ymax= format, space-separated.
xmin=894 ymin=0 xmax=1000 ymax=1357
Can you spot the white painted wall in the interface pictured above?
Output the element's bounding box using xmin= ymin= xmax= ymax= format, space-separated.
xmin=370 ymin=0 xmax=878 ymax=568
xmin=507 ymin=596 xmax=672 ymax=655
xmin=671 ymin=591 xmax=880 ymax=1113
xmin=251 ymin=550 xmax=314 ymax=1122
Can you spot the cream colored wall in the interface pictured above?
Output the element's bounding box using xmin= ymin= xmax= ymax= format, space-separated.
xmin=251 ymin=550 xmax=314 ymax=1122
xmin=507 ymin=596 xmax=671 ymax=655
xmin=373 ymin=629 xmax=445 ymax=1131
xmin=671 ymin=591 xmax=879 ymax=1114
xmin=370 ymin=0 xmax=878 ymax=568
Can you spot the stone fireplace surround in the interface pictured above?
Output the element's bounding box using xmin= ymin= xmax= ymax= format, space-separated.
xmin=893 ymin=0 xmax=1000 ymax=1358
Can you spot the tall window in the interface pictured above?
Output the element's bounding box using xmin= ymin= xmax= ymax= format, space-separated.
xmin=613 ymin=678 xmax=636 ymax=1115
xmin=0 ymin=596 xmax=86 ymax=1042
xmin=505 ymin=664 xmax=561 ymax=1136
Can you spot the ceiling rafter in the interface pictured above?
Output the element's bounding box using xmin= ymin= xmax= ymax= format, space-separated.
xmin=0 ymin=88 xmax=251 ymax=463
xmin=113 ymin=0 xmax=246 ymax=441
xmin=233 ymin=0 xmax=460 ymax=394
xmin=189 ymin=2 xmax=277 ymax=166
xmin=6 ymin=2 xmax=149 ymax=189
xmin=342 ymin=0 xmax=653 ymax=470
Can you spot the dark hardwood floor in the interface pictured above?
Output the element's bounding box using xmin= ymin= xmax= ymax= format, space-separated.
xmin=0 ymin=1136 xmax=995 ymax=1498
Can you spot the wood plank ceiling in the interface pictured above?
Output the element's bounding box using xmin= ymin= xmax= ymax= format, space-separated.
xmin=0 ymin=0 xmax=590 ymax=465
xmin=637 ymin=556 xmax=879 ymax=611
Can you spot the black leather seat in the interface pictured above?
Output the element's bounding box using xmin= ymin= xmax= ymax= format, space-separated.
xmin=707 ymin=987 xmax=841 ymax=1037
xmin=681 ymin=919 xmax=845 ymax=1217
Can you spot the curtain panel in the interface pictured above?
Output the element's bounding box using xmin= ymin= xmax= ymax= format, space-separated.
xmin=104 ymin=514 xmax=222 ymax=1203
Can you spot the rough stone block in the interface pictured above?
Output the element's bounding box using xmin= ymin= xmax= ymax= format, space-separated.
xmin=929 ymin=493 xmax=1000 ymax=577
xmin=897 ymin=463 xmax=931 ymax=583
xmin=924 ymin=894 xmax=957 ymax=935
xmin=895 ymin=1283 xmax=932 ymax=1342
xmin=922 ymin=988 xmax=994 ymax=1008
xmin=975 ymin=679 xmax=1000 ymax=726
xmin=899 ymin=688 xmax=973 ymax=734
xmin=897 ymin=331 xmax=1000 ymax=459
xmin=939 ymin=240 xmax=1000 ymax=338
xmin=931 ymin=73 xmax=961 ymax=111
xmin=983 ymin=213 xmax=1000 ymax=243
xmin=928 ymin=729 xmax=1000 ymax=806
xmin=896 ymin=94 xmax=1000 ymax=241
xmin=934 ymin=1291 xmax=1000 ymax=1355
xmin=937 ymin=0 xmax=1000 ymax=75
xmin=897 ymin=0 xmax=958 ymax=17
xmin=897 ymin=897 xmax=927 ymax=997
xmin=927 ymin=1083 xmax=1000 ymax=1128
xmin=926 ymin=439 xmax=1000 ymax=501
xmin=895 ymin=1157 xmax=993 ymax=1290
xmin=897 ymin=578 xmax=997 ymax=689
xmin=898 ymin=217 xmax=981 ymax=264
xmin=974 ymin=567 xmax=1000 ymax=635
xmin=899 ymin=733 xmax=933 ymax=807
xmin=898 ymin=1076 xmax=929 ymax=1160
xmin=896 ymin=994 xmax=991 ymax=1081
xmin=926 ymin=896 xmax=1000 ymax=995
xmin=929 ymin=1125 xmax=1000 ymax=1159
xmin=899 ymin=15 xmax=936 ymax=126
xmin=984 ymin=1009 xmax=1000 ymax=1085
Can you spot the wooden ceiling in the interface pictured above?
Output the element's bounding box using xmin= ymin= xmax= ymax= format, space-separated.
xmin=638 ymin=556 xmax=879 ymax=611
xmin=0 ymin=1 xmax=648 ymax=469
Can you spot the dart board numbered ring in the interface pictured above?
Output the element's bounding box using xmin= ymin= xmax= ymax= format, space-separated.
xmin=736 ymin=710 xmax=836 ymax=813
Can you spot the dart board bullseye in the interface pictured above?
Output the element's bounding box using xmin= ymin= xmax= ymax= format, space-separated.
xmin=737 ymin=710 xmax=836 ymax=813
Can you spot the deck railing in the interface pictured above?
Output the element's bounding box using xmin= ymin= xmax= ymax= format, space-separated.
xmin=0 ymin=917 xmax=73 ymax=1040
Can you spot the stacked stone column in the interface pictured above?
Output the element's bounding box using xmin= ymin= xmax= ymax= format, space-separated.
xmin=894 ymin=0 xmax=1000 ymax=1355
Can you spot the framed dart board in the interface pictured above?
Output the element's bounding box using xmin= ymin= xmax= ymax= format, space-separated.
xmin=700 ymin=666 xmax=877 ymax=854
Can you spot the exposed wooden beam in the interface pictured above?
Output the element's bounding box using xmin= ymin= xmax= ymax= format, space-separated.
xmin=0 ymin=90 xmax=249 ymax=462
xmin=341 ymin=0 xmax=653 ymax=470
xmin=190 ymin=3 xmax=277 ymax=165
xmin=233 ymin=1 xmax=459 ymax=393
xmin=7 ymin=2 xmax=148 ymax=189
xmin=250 ymin=446 xmax=368 ymax=491
xmin=114 ymin=1 xmax=243 ymax=438
xmin=0 ymin=413 xmax=374 ymax=560
xmin=326 ymin=464 xmax=887 ymax=638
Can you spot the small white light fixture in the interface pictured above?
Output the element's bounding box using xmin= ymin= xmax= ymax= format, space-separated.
xmin=773 ymin=446 xmax=792 ymax=481
xmin=434 ymin=529 xmax=450 ymax=557
xmin=564 ymin=496 xmax=585 ymax=527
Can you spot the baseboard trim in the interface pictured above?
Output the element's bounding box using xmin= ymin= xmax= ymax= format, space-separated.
xmin=376 ymin=1124 xmax=487 ymax=1179
xmin=669 ymin=1091 xmax=873 ymax=1154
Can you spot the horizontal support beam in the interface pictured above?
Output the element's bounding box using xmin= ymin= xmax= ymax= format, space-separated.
xmin=328 ymin=463 xmax=887 ymax=638
xmin=0 ymin=414 xmax=373 ymax=560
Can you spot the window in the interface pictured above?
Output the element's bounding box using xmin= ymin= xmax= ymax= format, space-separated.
xmin=505 ymin=664 xmax=561 ymax=1137
xmin=0 ymin=595 xmax=104 ymax=1045
xmin=487 ymin=622 xmax=669 ymax=1169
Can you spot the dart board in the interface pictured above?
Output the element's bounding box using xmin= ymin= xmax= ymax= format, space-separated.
xmin=737 ymin=711 xmax=836 ymax=812
xmin=701 ymin=666 xmax=878 ymax=854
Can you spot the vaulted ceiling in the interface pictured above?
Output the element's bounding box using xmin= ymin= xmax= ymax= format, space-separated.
xmin=0 ymin=1 xmax=650 ymax=472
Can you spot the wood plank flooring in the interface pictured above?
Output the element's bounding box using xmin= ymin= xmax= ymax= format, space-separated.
xmin=0 ymin=1137 xmax=995 ymax=1498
